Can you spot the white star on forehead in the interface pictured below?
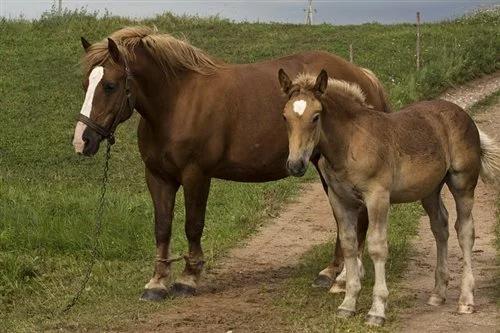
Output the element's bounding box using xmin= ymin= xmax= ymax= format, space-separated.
xmin=293 ymin=100 xmax=307 ymax=116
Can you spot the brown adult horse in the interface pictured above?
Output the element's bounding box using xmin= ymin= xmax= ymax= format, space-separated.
xmin=278 ymin=69 xmax=500 ymax=326
xmin=72 ymin=26 xmax=391 ymax=301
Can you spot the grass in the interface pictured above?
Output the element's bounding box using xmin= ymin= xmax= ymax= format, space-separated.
xmin=276 ymin=203 xmax=422 ymax=332
xmin=0 ymin=7 xmax=499 ymax=332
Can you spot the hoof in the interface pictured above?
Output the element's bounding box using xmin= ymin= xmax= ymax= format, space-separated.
xmin=168 ymin=283 xmax=197 ymax=298
xmin=312 ymin=274 xmax=334 ymax=289
xmin=140 ymin=288 xmax=168 ymax=301
xmin=457 ymin=303 xmax=474 ymax=314
xmin=329 ymin=282 xmax=346 ymax=294
xmin=365 ymin=314 xmax=385 ymax=327
xmin=427 ymin=294 xmax=445 ymax=306
xmin=337 ymin=308 xmax=356 ymax=319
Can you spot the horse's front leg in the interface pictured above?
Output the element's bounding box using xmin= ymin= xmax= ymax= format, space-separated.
xmin=328 ymin=208 xmax=367 ymax=293
xmin=364 ymin=190 xmax=390 ymax=326
xmin=169 ymin=165 xmax=211 ymax=296
xmin=313 ymin=203 xmax=367 ymax=291
xmin=141 ymin=169 xmax=180 ymax=301
xmin=325 ymin=190 xmax=362 ymax=317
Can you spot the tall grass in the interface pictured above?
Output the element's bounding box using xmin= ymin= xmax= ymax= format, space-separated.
xmin=0 ymin=8 xmax=498 ymax=331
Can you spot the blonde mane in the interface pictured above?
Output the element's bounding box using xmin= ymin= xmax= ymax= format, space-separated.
xmin=293 ymin=73 xmax=371 ymax=108
xmin=82 ymin=26 xmax=221 ymax=76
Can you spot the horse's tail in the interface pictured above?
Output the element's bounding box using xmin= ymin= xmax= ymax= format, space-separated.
xmin=360 ymin=67 xmax=392 ymax=113
xmin=478 ymin=129 xmax=500 ymax=186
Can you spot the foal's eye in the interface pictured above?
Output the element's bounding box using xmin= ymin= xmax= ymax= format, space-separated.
xmin=103 ymin=82 xmax=117 ymax=93
xmin=282 ymin=114 xmax=287 ymax=121
xmin=312 ymin=113 xmax=320 ymax=123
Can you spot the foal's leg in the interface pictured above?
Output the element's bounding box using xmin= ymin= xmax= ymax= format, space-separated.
xmin=141 ymin=170 xmax=180 ymax=301
xmin=312 ymin=160 xmax=367 ymax=290
xmin=170 ymin=166 xmax=211 ymax=296
xmin=329 ymin=208 xmax=367 ymax=293
xmin=448 ymin=175 xmax=476 ymax=314
xmin=325 ymin=190 xmax=361 ymax=317
xmin=365 ymin=190 xmax=390 ymax=326
xmin=421 ymin=186 xmax=450 ymax=306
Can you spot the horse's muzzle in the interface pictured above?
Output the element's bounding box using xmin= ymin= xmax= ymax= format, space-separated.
xmin=81 ymin=128 xmax=104 ymax=156
xmin=286 ymin=159 xmax=307 ymax=177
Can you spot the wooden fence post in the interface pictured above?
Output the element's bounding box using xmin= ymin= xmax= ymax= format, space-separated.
xmin=416 ymin=11 xmax=421 ymax=70
xmin=349 ymin=44 xmax=354 ymax=63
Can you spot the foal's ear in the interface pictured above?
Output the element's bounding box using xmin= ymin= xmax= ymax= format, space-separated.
xmin=81 ymin=37 xmax=91 ymax=52
xmin=314 ymin=69 xmax=329 ymax=95
xmin=278 ymin=69 xmax=292 ymax=95
xmin=107 ymin=38 xmax=124 ymax=65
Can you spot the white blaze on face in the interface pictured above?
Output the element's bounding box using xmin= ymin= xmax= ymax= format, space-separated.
xmin=72 ymin=66 xmax=105 ymax=153
xmin=293 ymin=99 xmax=307 ymax=116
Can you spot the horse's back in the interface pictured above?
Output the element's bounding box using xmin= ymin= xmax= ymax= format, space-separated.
xmin=397 ymin=99 xmax=481 ymax=178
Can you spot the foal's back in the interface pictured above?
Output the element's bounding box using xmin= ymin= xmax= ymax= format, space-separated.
xmin=376 ymin=100 xmax=481 ymax=202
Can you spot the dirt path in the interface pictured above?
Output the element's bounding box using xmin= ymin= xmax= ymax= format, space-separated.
xmin=139 ymin=182 xmax=334 ymax=332
xmin=135 ymin=73 xmax=500 ymax=333
xmin=398 ymin=74 xmax=500 ymax=332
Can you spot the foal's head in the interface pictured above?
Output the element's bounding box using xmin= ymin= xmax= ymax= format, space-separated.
xmin=72 ymin=37 xmax=135 ymax=156
xmin=278 ymin=69 xmax=328 ymax=177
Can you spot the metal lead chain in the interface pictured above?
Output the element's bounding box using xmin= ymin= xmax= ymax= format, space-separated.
xmin=62 ymin=140 xmax=113 ymax=313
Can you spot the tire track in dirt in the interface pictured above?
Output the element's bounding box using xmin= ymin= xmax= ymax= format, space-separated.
xmin=398 ymin=72 xmax=500 ymax=333
xmin=134 ymin=72 xmax=500 ymax=333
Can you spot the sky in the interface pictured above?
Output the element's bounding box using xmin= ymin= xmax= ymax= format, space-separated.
xmin=1 ymin=1 xmax=498 ymax=24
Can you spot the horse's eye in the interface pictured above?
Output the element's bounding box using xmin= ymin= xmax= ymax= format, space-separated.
xmin=282 ymin=114 xmax=287 ymax=121
xmin=312 ymin=113 xmax=320 ymax=123
xmin=104 ymin=82 xmax=117 ymax=93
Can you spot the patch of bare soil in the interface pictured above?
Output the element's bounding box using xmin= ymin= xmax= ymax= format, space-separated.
xmin=135 ymin=182 xmax=334 ymax=332
xmin=133 ymin=73 xmax=500 ymax=333
xmin=398 ymin=77 xmax=500 ymax=332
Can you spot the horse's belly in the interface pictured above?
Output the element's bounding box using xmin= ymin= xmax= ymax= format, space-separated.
xmin=212 ymin=158 xmax=289 ymax=182
xmin=390 ymin=159 xmax=448 ymax=203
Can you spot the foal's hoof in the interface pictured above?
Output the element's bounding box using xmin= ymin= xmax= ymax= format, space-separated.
xmin=168 ymin=283 xmax=197 ymax=298
xmin=140 ymin=288 xmax=168 ymax=301
xmin=329 ymin=281 xmax=346 ymax=294
xmin=365 ymin=314 xmax=385 ymax=327
xmin=457 ymin=303 xmax=474 ymax=314
xmin=312 ymin=274 xmax=334 ymax=289
xmin=337 ymin=308 xmax=356 ymax=319
xmin=427 ymin=294 xmax=445 ymax=306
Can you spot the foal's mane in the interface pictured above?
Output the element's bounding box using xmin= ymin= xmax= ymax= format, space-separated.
xmin=293 ymin=73 xmax=372 ymax=108
xmin=82 ymin=26 xmax=222 ymax=76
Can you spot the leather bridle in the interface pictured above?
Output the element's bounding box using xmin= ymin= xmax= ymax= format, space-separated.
xmin=77 ymin=59 xmax=135 ymax=145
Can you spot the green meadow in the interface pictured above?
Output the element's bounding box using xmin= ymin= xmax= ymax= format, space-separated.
xmin=0 ymin=8 xmax=498 ymax=331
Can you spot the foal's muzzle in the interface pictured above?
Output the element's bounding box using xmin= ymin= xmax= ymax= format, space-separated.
xmin=286 ymin=159 xmax=307 ymax=177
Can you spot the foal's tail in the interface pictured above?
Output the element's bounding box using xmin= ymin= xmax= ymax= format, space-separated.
xmin=478 ymin=129 xmax=500 ymax=186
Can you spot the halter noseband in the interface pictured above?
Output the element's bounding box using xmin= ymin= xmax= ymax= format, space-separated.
xmin=77 ymin=59 xmax=135 ymax=145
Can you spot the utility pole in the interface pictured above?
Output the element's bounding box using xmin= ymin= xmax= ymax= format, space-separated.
xmin=58 ymin=0 xmax=62 ymax=14
xmin=416 ymin=11 xmax=421 ymax=70
xmin=305 ymin=0 xmax=315 ymax=25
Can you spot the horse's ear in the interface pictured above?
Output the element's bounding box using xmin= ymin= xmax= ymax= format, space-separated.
xmin=314 ymin=69 xmax=328 ymax=95
xmin=81 ymin=37 xmax=91 ymax=52
xmin=278 ymin=69 xmax=292 ymax=95
xmin=107 ymin=38 xmax=124 ymax=65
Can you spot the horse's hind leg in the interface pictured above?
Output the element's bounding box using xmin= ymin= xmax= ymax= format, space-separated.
xmin=421 ymin=184 xmax=449 ymax=306
xmin=170 ymin=166 xmax=211 ymax=297
xmin=312 ymin=158 xmax=366 ymax=290
xmin=447 ymin=172 xmax=477 ymax=314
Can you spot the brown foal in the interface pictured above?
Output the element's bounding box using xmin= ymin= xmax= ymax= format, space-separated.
xmin=72 ymin=26 xmax=391 ymax=300
xmin=279 ymin=69 xmax=500 ymax=326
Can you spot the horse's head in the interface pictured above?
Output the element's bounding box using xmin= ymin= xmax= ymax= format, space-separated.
xmin=278 ymin=69 xmax=328 ymax=177
xmin=73 ymin=37 xmax=135 ymax=156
